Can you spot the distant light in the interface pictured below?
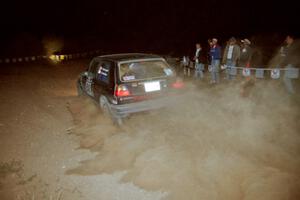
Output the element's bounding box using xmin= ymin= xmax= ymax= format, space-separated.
xmin=49 ymin=55 xmax=61 ymax=63
xmin=49 ymin=55 xmax=56 ymax=61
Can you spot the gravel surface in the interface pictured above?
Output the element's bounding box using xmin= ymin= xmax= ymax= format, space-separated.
xmin=0 ymin=60 xmax=165 ymax=200
xmin=1 ymin=60 xmax=300 ymax=200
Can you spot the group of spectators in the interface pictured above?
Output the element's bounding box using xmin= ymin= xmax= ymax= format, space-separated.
xmin=182 ymin=37 xmax=253 ymax=83
xmin=181 ymin=35 xmax=299 ymax=93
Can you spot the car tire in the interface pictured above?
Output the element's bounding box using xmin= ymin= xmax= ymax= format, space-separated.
xmin=101 ymin=102 xmax=111 ymax=117
xmin=100 ymin=96 xmax=123 ymax=126
xmin=114 ymin=117 xmax=123 ymax=126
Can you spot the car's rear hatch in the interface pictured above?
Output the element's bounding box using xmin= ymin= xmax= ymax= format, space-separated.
xmin=115 ymin=58 xmax=183 ymax=104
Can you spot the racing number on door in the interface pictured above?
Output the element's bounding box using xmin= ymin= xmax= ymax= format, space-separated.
xmin=85 ymin=76 xmax=94 ymax=97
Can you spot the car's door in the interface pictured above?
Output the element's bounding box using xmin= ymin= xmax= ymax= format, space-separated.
xmin=84 ymin=58 xmax=101 ymax=97
xmin=92 ymin=59 xmax=115 ymax=101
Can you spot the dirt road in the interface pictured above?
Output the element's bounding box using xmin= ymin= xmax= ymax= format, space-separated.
xmin=0 ymin=60 xmax=300 ymax=200
xmin=0 ymin=60 xmax=165 ymax=200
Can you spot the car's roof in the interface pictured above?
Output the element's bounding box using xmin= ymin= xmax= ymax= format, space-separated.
xmin=98 ymin=53 xmax=163 ymax=62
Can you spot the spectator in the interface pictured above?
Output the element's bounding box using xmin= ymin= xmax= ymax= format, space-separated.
xmin=181 ymin=55 xmax=190 ymax=76
xmin=222 ymin=37 xmax=240 ymax=80
xmin=279 ymin=42 xmax=288 ymax=66
xmin=239 ymin=38 xmax=253 ymax=67
xmin=239 ymin=39 xmax=255 ymax=96
xmin=281 ymin=35 xmax=299 ymax=94
xmin=193 ymin=43 xmax=205 ymax=79
xmin=209 ymin=38 xmax=222 ymax=83
xmin=207 ymin=39 xmax=213 ymax=66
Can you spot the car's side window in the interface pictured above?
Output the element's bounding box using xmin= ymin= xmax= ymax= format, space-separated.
xmin=95 ymin=61 xmax=113 ymax=85
xmin=89 ymin=59 xmax=100 ymax=77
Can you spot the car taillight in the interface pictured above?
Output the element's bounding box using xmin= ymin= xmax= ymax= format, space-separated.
xmin=115 ymin=84 xmax=130 ymax=97
xmin=172 ymin=79 xmax=184 ymax=89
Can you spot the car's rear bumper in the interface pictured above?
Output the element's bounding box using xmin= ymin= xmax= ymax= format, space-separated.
xmin=109 ymin=95 xmax=178 ymax=117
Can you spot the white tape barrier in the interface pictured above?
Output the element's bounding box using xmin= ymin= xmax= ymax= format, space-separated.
xmin=0 ymin=50 xmax=102 ymax=64
xmin=224 ymin=66 xmax=299 ymax=79
xmin=186 ymin=63 xmax=299 ymax=79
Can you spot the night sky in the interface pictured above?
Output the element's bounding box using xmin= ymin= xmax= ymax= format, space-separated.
xmin=1 ymin=0 xmax=300 ymax=56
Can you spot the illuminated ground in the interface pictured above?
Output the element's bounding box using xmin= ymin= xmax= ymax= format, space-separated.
xmin=0 ymin=60 xmax=299 ymax=200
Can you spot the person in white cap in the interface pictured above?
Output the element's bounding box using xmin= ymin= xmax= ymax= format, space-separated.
xmin=239 ymin=38 xmax=255 ymax=97
xmin=239 ymin=38 xmax=253 ymax=68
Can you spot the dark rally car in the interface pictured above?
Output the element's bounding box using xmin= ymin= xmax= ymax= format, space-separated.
xmin=77 ymin=53 xmax=184 ymax=125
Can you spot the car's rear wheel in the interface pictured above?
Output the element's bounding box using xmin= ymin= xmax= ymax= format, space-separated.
xmin=100 ymin=96 xmax=123 ymax=126
xmin=114 ymin=117 xmax=123 ymax=126
xmin=101 ymin=102 xmax=111 ymax=117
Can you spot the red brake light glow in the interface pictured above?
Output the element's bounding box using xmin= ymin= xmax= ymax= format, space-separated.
xmin=172 ymin=80 xmax=184 ymax=89
xmin=115 ymin=85 xmax=130 ymax=97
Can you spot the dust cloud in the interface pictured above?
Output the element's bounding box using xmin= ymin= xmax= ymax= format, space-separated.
xmin=67 ymin=82 xmax=300 ymax=200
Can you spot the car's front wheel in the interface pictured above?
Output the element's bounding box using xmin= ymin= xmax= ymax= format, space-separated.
xmin=77 ymin=81 xmax=84 ymax=96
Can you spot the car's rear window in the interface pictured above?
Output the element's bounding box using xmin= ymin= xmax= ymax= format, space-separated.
xmin=118 ymin=60 xmax=174 ymax=82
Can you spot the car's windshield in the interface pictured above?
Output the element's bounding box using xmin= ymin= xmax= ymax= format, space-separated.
xmin=118 ymin=60 xmax=174 ymax=82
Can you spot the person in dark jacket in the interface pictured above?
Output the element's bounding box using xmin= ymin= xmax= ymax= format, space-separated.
xmin=281 ymin=35 xmax=300 ymax=93
xmin=193 ymin=43 xmax=205 ymax=79
xmin=239 ymin=39 xmax=255 ymax=96
xmin=239 ymin=38 xmax=253 ymax=67
xmin=222 ymin=37 xmax=240 ymax=80
xmin=209 ymin=38 xmax=222 ymax=83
